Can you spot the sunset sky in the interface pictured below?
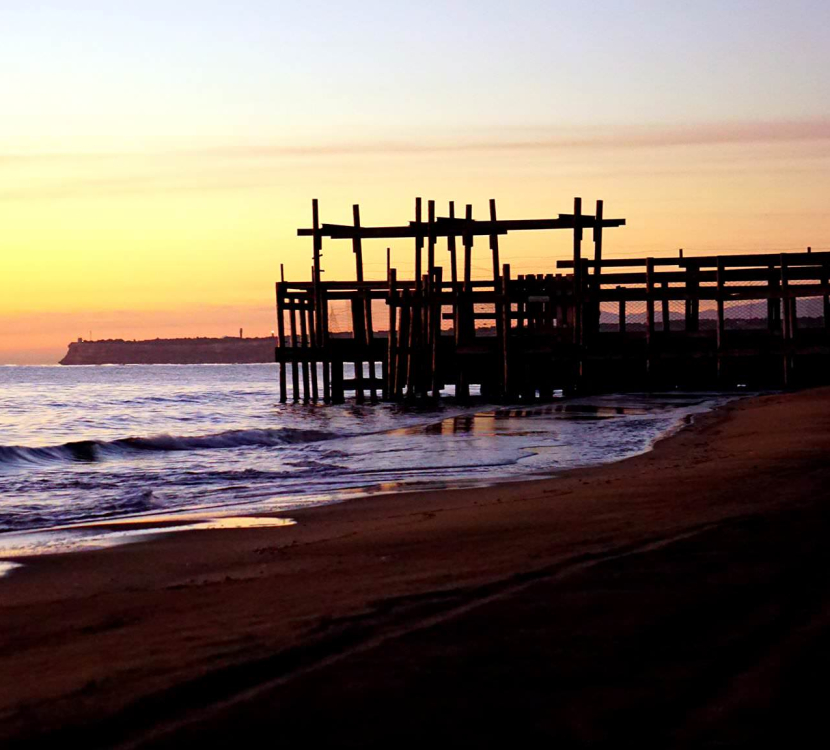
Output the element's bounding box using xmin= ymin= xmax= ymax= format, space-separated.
xmin=2 ymin=0 xmax=829 ymax=363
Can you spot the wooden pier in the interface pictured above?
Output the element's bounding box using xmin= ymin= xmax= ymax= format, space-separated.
xmin=276 ymin=198 xmax=830 ymax=403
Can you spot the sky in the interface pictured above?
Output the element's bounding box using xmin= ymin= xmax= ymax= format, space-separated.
xmin=1 ymin=0 xmax=829 ymax=363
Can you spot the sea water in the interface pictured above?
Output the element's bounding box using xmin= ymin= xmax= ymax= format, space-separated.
xmin=0 ymin=364 xmax=727 ymax=557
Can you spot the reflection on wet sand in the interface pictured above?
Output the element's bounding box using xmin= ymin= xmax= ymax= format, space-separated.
xmin=391 ymin=403 xmax=643 ymax=439
xmin=0 ymin=561 xmax=22 ymax=578
xmin=0 ymin=515 xmax=296 ymax=563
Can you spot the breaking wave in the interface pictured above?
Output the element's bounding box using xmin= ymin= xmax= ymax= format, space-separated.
xmin=0 ymin=427 xmax=338 ymax=467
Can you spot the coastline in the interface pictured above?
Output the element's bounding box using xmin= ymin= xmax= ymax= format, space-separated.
xmin=0 ymin=389 xmax=723 ymax=550
xmin=2 ymin=388 xmax=830 ymax=746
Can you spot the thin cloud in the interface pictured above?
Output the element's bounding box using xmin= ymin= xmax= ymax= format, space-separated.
xmin=3 ymin=118 xmax=829 ymax=162
xmin=2 ymin=118 xmax=829 ymax=200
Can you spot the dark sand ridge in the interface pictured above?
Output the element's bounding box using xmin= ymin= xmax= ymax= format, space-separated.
xmin=2 ymin=389 xmax=830 ymax=747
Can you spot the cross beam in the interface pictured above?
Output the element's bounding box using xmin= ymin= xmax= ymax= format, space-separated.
xmin=298 ymin=213 xmax=625 ymax=240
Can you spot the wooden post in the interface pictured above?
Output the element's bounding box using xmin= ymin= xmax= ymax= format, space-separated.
xmin=544 ymin=273 xmax=555 ymax=334
xmin=448 ymin=201 xmax=458 ymax=287
xmin=431 ymin=266 xmax=442 ymax=400
xmin=415 ymin=197 xmax=423 ymax=286
xmin=387 ymin=269 xmax=397 ymax=400
xmin=661 ymin=281 xmax=670 ymax=332
xmin=364 ymin=292 xmax=377 ymax=403
xmin=312 ymin=200 xmax=323 ymax=351
xmin=307 ymin=301 xmax=319 ymax=403
xmin=299 ymin=298 xmax=311 ymax=403
xmin=618 ymin=287 xmax=626 ymax=335
xmin=501 ymin=263 xmax=512 ymax=400
xmin=540 ymin=274 xmax=555 ymax=400
xmin=311 ymin=200 xmax=324 ymax=403
xmin=490 ymin=199 xmax=504 ymax=394
xmin=768 ymin=260 xmax=780 ymax=332
xmin=592 ymin=199 xmax=604 ymax=338
xmin=463 ymin=204 xmax=473 ymax=285
xmin=320 ymin=287 xmax=331 ymax=404
xmin=289 ymin=298 xmax=300 ymax=402
xmin=276 ymin=283 xmax=287 ymax=403
xmin=516 ymin=275 xmax=525 ymax=336
xmin=427 ymin=199 xmax=436 ymax=279
xmin=331 ymin=360 xmax=344 ymax=404
xmin=351 ymin=296 xmax=365 ymax=404
xmin=646 ymin=257 xmax=655 ymax=382
xmin=822 ymin=262 xmax=830 ymax=334
xmin=716 ymin=257 xmax=726 ymax=384
xmin=685 ymin=260 xmax=700 ymax=332
xmin=421 ymin=272 xmax=431 ymax=396
xmin=781 ymin=254 xmax=792 ymax=386
xmin=573 ymin=197 xmax=584 ymax=390
xmin=455 ymin=280 xmax=470 ymax=402
xmin=352 ymin=204 xmax=364 ymax=282
xmin=312 ymin=199 xmax=321 ymax=285
xmin=405 ymin=288 xmax=417 ymax=403
xmin=489 ymin=199 xmax=501 ymax=283
xmin=399 ymin=288 xmax=411 ymax=401
xmin=351 ymin=205 xmax=369 ymax=402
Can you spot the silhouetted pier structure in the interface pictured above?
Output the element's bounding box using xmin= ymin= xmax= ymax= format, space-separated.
xmin=276 ymin=198 xmax=830 ymax=403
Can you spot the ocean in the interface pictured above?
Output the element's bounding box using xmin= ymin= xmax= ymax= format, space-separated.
xmin=0 ymin=364 xmax=726 ymax=558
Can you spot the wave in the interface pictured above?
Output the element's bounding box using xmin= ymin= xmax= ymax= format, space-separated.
xmin=0 ymin=427 xmax=338 ymax=468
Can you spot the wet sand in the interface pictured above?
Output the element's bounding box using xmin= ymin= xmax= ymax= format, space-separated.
xmin=2 ymin=388 xmax=830 ymax=747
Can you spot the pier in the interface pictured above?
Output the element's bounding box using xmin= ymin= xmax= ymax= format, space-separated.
xmin=276 ymin=198 xmax=830 ymax=403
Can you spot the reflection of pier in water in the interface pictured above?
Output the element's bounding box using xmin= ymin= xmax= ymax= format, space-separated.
xmin=277 ymin=198 xmax=830 ymax=403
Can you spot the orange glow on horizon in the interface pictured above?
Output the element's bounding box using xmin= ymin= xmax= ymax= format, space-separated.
xmin=2 ymin=131 xmax=830 ymax=363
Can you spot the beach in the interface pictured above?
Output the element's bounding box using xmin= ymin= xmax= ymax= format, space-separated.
xmin=2 ymin=387 xmax=830 ymax=747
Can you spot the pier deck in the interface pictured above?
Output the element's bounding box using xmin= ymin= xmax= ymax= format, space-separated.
xmin=277 ymin=199 xmax=830 ymax=403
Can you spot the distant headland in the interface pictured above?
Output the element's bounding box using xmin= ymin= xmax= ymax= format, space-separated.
xmin=60 ymin=336 xmax=277 ymax=365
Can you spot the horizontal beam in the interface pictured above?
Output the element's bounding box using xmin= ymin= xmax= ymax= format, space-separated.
xmin=298 ymin=214 xmax=625 ymax=240
xmin=558 ymin=251 xmax=830 ymax=269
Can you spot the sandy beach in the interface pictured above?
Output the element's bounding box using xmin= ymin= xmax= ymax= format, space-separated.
xmin=2 ymin=388 xmax=830 ymax=747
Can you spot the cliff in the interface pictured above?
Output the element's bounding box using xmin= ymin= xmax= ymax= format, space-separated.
xmin=59 ymin=337 xmax=277 ymax=365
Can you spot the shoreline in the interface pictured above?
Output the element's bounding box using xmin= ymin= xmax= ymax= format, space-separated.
xmin=2 ymin=388 xmax=828 ymax=745
xmin=0 ymin=392 xmax=723 ymax=560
